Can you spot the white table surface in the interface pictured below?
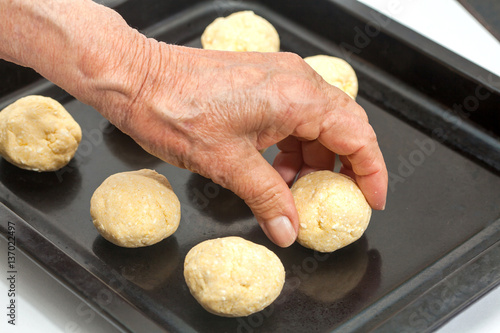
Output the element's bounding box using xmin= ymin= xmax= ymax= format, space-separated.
xmin=2 ymin=1 xmax=500 ymax=332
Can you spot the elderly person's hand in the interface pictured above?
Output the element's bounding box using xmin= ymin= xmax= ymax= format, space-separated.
xmin=1 ymin=0 xmax=387 ymax=247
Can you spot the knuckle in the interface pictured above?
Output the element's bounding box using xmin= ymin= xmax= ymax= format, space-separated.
xmin=244 ymin=181 xmax=283 ymax=216
xmin=283 ymin=51 xmax=305 ymax=66
xmin=365 ymin=123 xmax=378 ymax=144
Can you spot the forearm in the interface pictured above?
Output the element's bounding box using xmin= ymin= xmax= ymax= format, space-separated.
xmin=0 ymin=0 xmax=165 ymax=126
xmin=0 ymin=1 xmax=388 ymax=247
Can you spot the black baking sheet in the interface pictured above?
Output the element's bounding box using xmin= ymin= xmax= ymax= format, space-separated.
xmin=1 ymin=1 xmax=500 ymax=332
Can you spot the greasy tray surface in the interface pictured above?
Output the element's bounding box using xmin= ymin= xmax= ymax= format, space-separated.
xmin=1 ymin=1 xmax=500 ymax=332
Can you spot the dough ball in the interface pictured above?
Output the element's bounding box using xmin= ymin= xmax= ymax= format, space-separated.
xmin=304 ymin=55 xmax=358 ymax=99
xmin=0 ymin=95 xmax=82 ymax=171
xmin=90 ymin=169 xmax=181 ymax=248
xmin=201 ymin=11 xmax=279 ymax=52
xmin=291 ymin=171 xmax=371 ymax=253
xmin=184 ymin=236 xmax=285 ymax=317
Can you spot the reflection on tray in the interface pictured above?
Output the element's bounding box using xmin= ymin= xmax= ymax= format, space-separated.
xmin=186 ymin=173 xmax=253 ymax=223
xmin=296 ymin=236 xmax=379 ymax=303
xmin=102 ymin=122 xmax=162 ymax=168
xmin=0 ymin=158 xmax=81 ymax=211
xmin=92 ymin=236 xmax=180 ymax=291
xmin=278 ymin=237 xmax=381 ymax=304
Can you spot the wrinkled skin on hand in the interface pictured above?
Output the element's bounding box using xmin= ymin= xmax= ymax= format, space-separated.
xmin=104 ymin=42 xmax=388 ymax=247
xmin=0 ymin=0 xmax=387 ymax=247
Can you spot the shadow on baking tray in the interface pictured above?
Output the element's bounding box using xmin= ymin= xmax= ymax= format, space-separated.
xmin=102 ymin=121 xmax=163 ymax=169
xmin=277 ymin=235 xmax=381 ymax=304
xmin=0 ymin=158 xmax=81 ymax=211
xmin=263 ymin=236 xmax=382 ymax=329
xmin=92 ymin=235 xmax=180 ymax=291
xmin=186 ymin=173 xmax=254 ymax=223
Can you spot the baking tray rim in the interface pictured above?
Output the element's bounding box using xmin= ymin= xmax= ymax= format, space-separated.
xmin=1 ymin=0 xmax=500 ymax=332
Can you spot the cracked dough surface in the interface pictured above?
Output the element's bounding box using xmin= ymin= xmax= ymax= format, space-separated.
xmin=201 ymin=11 xmax=279 ymax=52
xmin=291 ymin=171 xmax=371 ymax=253
xmin=0 ymin=95 xmax=82 ymax=171
xmin=184 ymin=236 xmax=285 ymax=317
xmin=304 ymin=55 xmax=358 ymax=99
xmin=90 ymin=169 xmax=180 ymax=248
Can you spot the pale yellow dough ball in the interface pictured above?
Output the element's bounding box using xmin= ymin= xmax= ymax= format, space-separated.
xmin=0 ymin=95 xmax=82 ymax=171
xmin=304 ymin=55 xmax=359 ymax=99
xmin=201 ymin=11 xmax=280 ymax=52
xmin=291 ymin=171 xmax=371 ymax=253
xmin=90 ymin=169 xmax=181 ymax=248
xmin=184 ymin=236 xmax=285 ymax=317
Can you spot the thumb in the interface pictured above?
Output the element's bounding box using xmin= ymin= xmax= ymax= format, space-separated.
xmin=218 ymin=149 xmax=298 ymax=247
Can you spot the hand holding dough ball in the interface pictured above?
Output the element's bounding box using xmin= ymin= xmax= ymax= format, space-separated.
xmin=201 ymin=11 xmax=279 ymax=52
xmin=184 ymin=236 xmax=285 ymax=317
xmin=291 ymin=171 xmax=371 ymax=253
xmin=304 ymin=55 xmax=358 ymax=99
xmin=0 ymin=95 xmax=81 ymax=171
xmin=90 ymin=169 xmax=180 ymax=248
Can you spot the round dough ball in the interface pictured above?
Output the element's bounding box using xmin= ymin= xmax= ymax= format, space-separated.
xmin=291 ymin=171 xmax=371 ymax=253
xmin=201 ymin=11 xmax=279 ymax=52
xmin=184 ymin=236 xmax=285 ymax=317
xmin=0 ymin=95 xmax=82 ymax=171
xmin=90 ymin=169 xmax=181 ymax=248
xmin=304 ymin=55 xmax=358 ymax=99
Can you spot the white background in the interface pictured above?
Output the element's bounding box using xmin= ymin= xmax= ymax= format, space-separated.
xmin=2 ymin=0 xmax=500 ymax=332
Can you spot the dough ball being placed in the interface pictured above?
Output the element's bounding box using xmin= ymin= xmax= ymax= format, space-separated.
xmin=184 ymin=236 xmax=285 ymax=317
xmin=291 ymin=171 xmax=371 ymax=253
xmin=90 ymin=169 xmax=181 ymax=248
xmin=304 ymin=55 xmax=358 ymax=99
xmin=201 ymin=11 xmax=279 ymax=52
xmin=0 ymin=95 xmax=82 ymax=171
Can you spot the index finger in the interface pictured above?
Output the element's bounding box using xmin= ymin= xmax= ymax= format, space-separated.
xmin=340 ymin=137 xmax=387 ymax=210
xmin=318 ymin=102 xmax=387 ymax=210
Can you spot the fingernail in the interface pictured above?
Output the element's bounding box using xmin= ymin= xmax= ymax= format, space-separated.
xmin=263 ymin=216 xmax=296 ymax=247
